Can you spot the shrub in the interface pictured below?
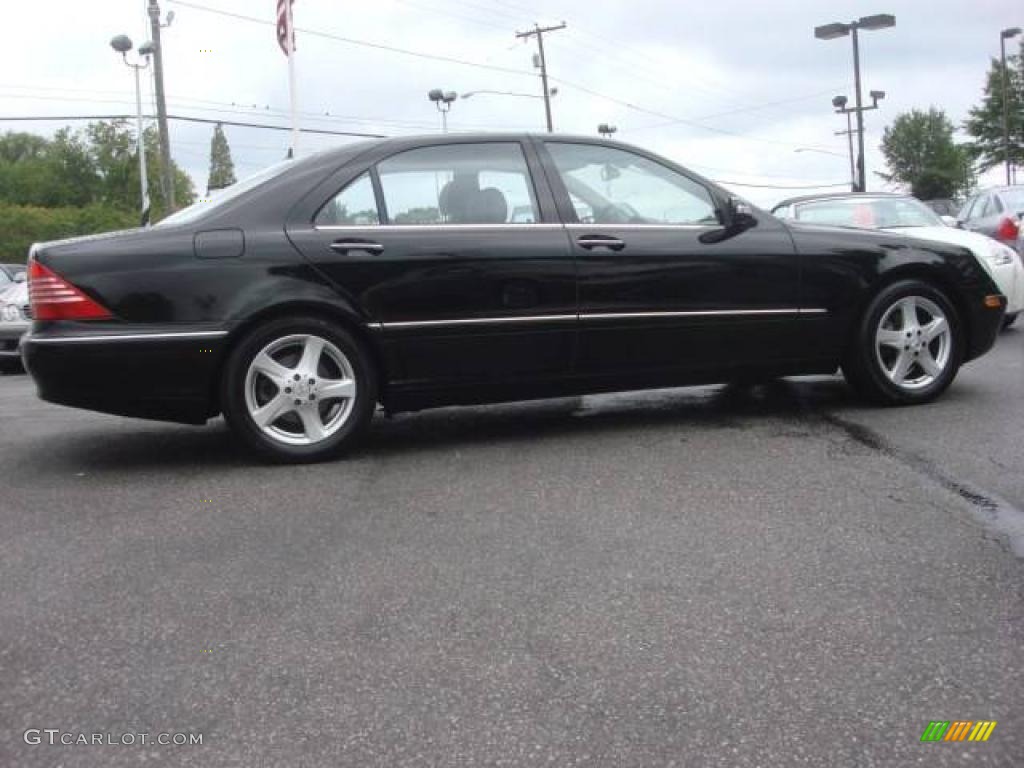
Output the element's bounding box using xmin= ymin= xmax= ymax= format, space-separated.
xmin=0 ymin=203 xmax=137 ymax=261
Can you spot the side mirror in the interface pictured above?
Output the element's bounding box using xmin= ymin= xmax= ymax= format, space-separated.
xmin=702 ymin=196 xmax=757 ymax=243
xmin=940 ymin=215 xmax=957 ymax=227
xmin=13 ymin=271 xmax=26 ymax=283
xmin=724 ymin=196 xmax=757 ymax=229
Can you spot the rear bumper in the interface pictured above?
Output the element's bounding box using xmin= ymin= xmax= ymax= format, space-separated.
xmin=21 ymin=327 xmax=228 ymax=424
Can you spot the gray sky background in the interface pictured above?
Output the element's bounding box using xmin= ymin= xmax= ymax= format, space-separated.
xmin=2 ymin=0 xmax=1020 ymax=207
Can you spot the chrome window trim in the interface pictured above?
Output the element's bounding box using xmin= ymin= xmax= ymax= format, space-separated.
xmin=313 ymin=223 xmax=565 ymax=232
xmin=26 ymin=330 xmax=229 ymax=344
xmin=564 ymin=223 xmax=718 ymax=231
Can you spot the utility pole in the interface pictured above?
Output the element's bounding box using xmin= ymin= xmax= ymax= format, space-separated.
xmin=147 ymin=0 xmax=175 ymax=210
xmin=516 ymin=22 xmax=566 ymax=132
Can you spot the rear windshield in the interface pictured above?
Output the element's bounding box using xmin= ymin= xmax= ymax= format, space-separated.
xmin=155 ymin=160 xmax=294 ymax=228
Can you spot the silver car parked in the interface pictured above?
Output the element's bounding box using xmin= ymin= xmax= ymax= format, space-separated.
xmin=0 ymin=279 xmax=29 ymax=373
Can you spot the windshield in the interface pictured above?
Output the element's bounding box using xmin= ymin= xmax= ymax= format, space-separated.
xmin=793 ymin=196 xmax=943 ymax=229
xmin=156 ymin=160 xmax=294 ymax=228
xmin=1001 ymin=189 xmax=1024 ymax=213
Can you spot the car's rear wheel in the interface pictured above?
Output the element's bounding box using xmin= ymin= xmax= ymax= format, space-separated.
xmin=842 ymin=279 xmax=963 ymax=405
xmin=221 ymin=316 xmax=377 ymax=462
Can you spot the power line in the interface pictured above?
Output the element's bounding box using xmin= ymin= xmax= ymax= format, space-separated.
xmin=164 ymin=0 xmax=837 ymax=153
xmin=165 ymin=0 xmax=536 ymax=78
xmin=0 ymin=113 xmax=386 ymax=138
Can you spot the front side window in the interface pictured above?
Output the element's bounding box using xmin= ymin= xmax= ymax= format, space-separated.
xmin=545 ymin=142 xmax=718 ymax=226
xmin=377 ymin=143 xmax=538 ymax=225
xmin=315 ymin=172 xmax=380 ymax=226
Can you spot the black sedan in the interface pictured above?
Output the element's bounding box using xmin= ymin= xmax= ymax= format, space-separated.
xmin=22 ymin=134 xmax=1006 ymax=461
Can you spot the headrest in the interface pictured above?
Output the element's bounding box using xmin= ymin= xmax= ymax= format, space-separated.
xmin=472 ymin=188 xmax=508 ymax=224
xmin=439 ymin=176 xmax=479 ymax=223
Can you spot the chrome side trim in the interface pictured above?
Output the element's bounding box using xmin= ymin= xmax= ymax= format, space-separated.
xmin=380 ymin=314 xmax=577 ymax=330
xmin=580 ymin=309 xmax=804 ymax=321
xmin=26 ymin=330 xmax=229 ymax=344
xmin=375 ymin=308 xmax=829 ymax=330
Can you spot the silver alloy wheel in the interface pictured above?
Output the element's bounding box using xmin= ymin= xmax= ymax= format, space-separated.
xmin=874 ymin=295 xmax=951 ymax=391
xmin=243 ymin=333 xmax=356 ymax=446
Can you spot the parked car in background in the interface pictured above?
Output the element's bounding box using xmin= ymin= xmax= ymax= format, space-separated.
xmin=923 ymin=198 xmax=960 ymax=218
xmin=0 ymin=263 xmax=26 ymax=294
xmin=771 ymin=192 xmax=1023 ymax=329
xmin=20 ymin=135 xmax=1007 ymax=462
xmin=957 ymin=186 xmax=1024 ymax=251
xmin=0 ymin=280 xmax=29 ymax=373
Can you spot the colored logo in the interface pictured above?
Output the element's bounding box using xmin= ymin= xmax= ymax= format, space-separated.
xmin=920 ymin=721 xmax=997 ymax=742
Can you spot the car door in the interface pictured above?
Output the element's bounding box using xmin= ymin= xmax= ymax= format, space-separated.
xmin=535 ymin=139 xmax=806 ymax=377
xmin=964 ymin=193 xmax=998 ymax=237
xmin=286 ymin=139 xmax=576 ymax=391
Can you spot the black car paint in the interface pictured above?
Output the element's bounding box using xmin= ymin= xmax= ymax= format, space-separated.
xmin=22 ymin=134 xmax=1005 ymax=425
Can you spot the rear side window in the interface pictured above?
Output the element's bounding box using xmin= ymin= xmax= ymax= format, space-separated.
xmin=376 ymin=143 xmax=539 ymax=225
xmin=316 ymin=172 xmax=380 ymax=226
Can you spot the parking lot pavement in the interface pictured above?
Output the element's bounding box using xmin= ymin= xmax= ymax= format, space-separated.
xmin=1 ymin=329 xmax=1022 ymax=767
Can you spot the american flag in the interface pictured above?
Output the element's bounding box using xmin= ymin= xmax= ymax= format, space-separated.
xmin=276 ymin=0 xmax=295 ymax=56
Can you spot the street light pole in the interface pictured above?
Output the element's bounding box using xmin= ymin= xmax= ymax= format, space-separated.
xmin=815 ymin=14 xmax=895 ymax=192
xmin=147 ymin=0 xmax=174 ymax=211
xmin=1000 ymin=27 xmax=1022 ymax=186
xmin=428 ymin=89 xmax=457 ymax=132
xmin=111 ymin=35 xmax=152 ymax=226
xmin=850 ymin=25 xmax=867 ymax=194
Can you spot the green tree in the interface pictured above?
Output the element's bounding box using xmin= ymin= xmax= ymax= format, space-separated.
xmin=964 ymin=39 xmax=1024 ymax=176
xmin=84 ymin=120 xmax=194 ymax=219
xmin=206 ymin=123 xmax=237 ymax=192
xmin=879 ymin=108 xmax=972 ymax=200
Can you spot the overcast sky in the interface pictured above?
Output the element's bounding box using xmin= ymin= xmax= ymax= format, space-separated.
xmin=2 ymin=0 xmax=1020 ymax=207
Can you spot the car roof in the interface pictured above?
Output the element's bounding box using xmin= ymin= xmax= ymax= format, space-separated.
xmin=771 ymin=191 xmax=906 ymax=211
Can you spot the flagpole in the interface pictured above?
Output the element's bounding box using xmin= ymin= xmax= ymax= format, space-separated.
xmin=287 ymin=1 xmax=298 ymax=157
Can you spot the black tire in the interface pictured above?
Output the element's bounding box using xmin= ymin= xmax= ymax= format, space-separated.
xmin=1003 ymin=312 xmax=1018 ymax=330
xmin=220 ymin=315 xmax=377 ymax=463
xmin=841 ymin=279 xmax=963 ymax=406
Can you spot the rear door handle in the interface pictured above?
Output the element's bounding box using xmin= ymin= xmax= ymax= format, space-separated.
xmin=577 ymin=235 xmax=625 ymax=251
xmin=329 ymin=240 xmax=384 ymax=255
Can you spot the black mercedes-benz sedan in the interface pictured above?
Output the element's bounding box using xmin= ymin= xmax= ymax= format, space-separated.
xmin=22 ymin=134 xmax=1006 ymax=461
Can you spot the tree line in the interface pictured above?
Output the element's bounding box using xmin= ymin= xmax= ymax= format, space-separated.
xmin=880 ymin=39 xmax=1023 ymax=200
xmin=0 ymin=119 xmax=237 ymax=261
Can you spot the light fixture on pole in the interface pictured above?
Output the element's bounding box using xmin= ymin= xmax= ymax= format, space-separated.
xmin=831 ymin=90 xmax=885 ymax=193
xmin=597 ymin=123 xmax=617 ymax=138
xmin=428 ymin=89 xmax=457 ymax=133
xmin=111 ymin=34 xmax=153 ymax=226
xmin=814 ymin=13 xmax=895 ymax=192
xmin=1000 ymin=27 xmax=1022 ymax=185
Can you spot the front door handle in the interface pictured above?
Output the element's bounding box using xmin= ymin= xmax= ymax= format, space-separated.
xmin=577 ymin=235 xmax=625 ymax=251
xmin=329 ymin=240 xmax=384 ymax=255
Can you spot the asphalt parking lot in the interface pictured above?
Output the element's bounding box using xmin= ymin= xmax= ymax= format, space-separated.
xmin=1 ymin=329 xmax=1023 ymax=767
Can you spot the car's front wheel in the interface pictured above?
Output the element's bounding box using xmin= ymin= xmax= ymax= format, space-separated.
xmin=1003 ymin=312 xmax=1018 ymax=330
xmin=842 ymin=279 xmax=963 ymax=405
xmin=221 ymin=316 xmax=377 ymax=462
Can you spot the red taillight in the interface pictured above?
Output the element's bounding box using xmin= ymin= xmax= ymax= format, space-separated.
xmin=996 ymin=216 xmax=1019 ymax=242
xmin=28 ymin=260 xmax=112 ymax=321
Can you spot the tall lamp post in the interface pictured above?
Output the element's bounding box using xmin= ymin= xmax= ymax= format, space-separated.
xmin=428 ymin=89 xmax=457 ymax=133
xmin=1000 ymin=27 xmax=1022 ymax=185
xmin=111 ymin=34 xmax=153 ymax=226
xmin=815 ymin=14 xmax=895 ymax=192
